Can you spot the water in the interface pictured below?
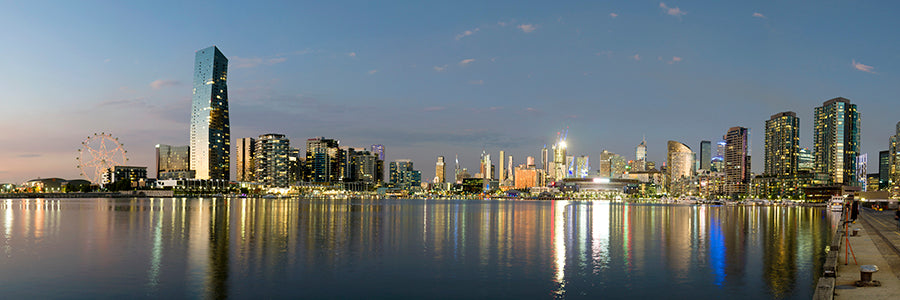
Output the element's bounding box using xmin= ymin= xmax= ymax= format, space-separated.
xmin=0 ymin=198 xmax=839 ymax=299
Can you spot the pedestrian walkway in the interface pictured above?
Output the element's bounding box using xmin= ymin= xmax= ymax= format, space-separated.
xmin=832 ymin=208 xmax=900 ymax=299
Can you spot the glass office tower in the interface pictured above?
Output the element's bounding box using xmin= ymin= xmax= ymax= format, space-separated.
xmin=190 ymin=46 xmax=230 ymax=180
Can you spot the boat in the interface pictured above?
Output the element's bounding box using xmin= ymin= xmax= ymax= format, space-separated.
xmin=828 ymin=196 xmax=845 ymax=212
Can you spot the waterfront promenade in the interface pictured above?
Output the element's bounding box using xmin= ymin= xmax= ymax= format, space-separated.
xmin=826 ymin=208 xmax=900 ymax=299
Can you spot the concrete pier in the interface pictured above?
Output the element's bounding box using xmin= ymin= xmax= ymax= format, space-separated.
xmin=817 ymin=208 xmax=900 ymax=299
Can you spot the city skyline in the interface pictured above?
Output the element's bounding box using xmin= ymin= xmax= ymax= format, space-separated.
xmin=3 ymin=1 xmax=900 ymax=183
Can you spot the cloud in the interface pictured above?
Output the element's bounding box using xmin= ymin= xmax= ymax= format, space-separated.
xmin=433 ymin=65 xmax=448 ymax=72
xmin=632 ymin=54 xmax=641 ymax=61
xmin=103 ymin=58 xmax=111 ymax=63
xmin=18 ymin=154 xmax=41 ymax=158
xmin=455 ymin=28 xmax=480 ymax=40
xmin=610 ymin=13 xmax=618 ymax=18
xmin=518 ymin=24 xmax=537 ymax=33
xmin=597 ymin=51 xmax=613 ymax=57
xmin=368 ymin=69 xmax=378 ymax=75
xmin=150 ymin=79 xmax=181 ymax=89
xmin=668 ymin=56 xmax=683 ymax=64
xmin=459 ymin=58 xmax=475 ymax=66
xmin=752 ymin=12 xmax=766 ymax=19
xmin=497 ymin=21 xmax=508 ymax=26
xmin=423 ymin=106 xmax=446 ymax=112
xmin=851 ymin=60 xmax=876 ymax=73
xmin=231 ymin=56 xmax=289 ymax=68
xmin=659 ymin=2 xmax=687 ymax=17
xmin=348 ymin=52 xmax=357 ymax=57
xmin=469 ymin=79 xmax=484 ymax=85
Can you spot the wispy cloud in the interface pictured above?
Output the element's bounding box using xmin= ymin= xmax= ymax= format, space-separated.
xmin=518 ymin=24 xmax=537 ymax=33
xmin=348 ymin=52 xmax=357 ymax=57
xmin=150 ymin=79 xmax=181 ymax=89
xmin=433 ymin=65 xmax=448 ymax=72
xmin=632 ymin=54 xmax=641 ymax=61
xmin=455 ymin=28 xmax=480 ymax=40
xmin=459 ymin=58 xmax=475 ymax=66
xmin=423 ymin=106 xmax=446 ymax=112
xmin=368 ymin=69 xmax=378 ymax=75
xmin=469 ymin=79 xmax=484 ymax=85
xmin=497 ymin=21 xmax=508 ymax=27
xmin=752 ymin=12 xmax=766 ymax=19
xmin=609 ymin=13 xmax=619 ymax=18
xmin=103 ymin=58 xmax=111 ymax=63
xmin=232 ymin=56 xmax=289 ymax=68
xmin=852 ymin=59 xmax=876 ymax=73
xmin=597 ymin=50 xmax=613 ymax=57
xmin=668 ymin=56 xmax=682 ymax=64
xmin=659 ymin=2 xmax=687 ymax=17
xmin=18 ymin=154 xmax=41 ymax=158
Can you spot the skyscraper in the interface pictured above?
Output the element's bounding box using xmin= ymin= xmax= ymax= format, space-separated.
xmin=552 ymin=141 xmax=567 ymax=180
xmin=390 ymin=160 xmax=420 ymax=189
xmin=155 ymin=144 xmax=191 ymax=179
xmin=666 ymin=141 xmax=694 ymax=189
xmin=764 ymin=112 xmax=799 ymax=177
xmin=306 ymin=137 xmax=342 ymax=183
xmin=635 ymin=138 xmax=647 ymax=171
xmin=541 ymin=146 xmax=549 ymax=174
xmin=724 ymin=127 xmax=750 ymax=196
xmin=236 ymin=137 xmax=255 ymax=182
xmin=190 ymin=46 xmax=230 ymax=180
xmin=879 ymin=150 xmax=890 ymax=190
xmin=255 ymin=134 xmax=290 ymax=187
xmin=435 ymin=156 xmax=445 ymax=184
xmin=814 ymin=97 xmax=860 ymax=185
xmin=890 ymin=122 xmax=900 ymax=196
xmin=498 ymin=150 xmax=506 ymax=182
xmin=699 ymin=141 xmax=711 ymax=172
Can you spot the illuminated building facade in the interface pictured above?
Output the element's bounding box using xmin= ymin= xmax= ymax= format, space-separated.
xmin=764 ymin=112 xmax=799 ymax=177
xmin=390 ymin=160 xmax=421 ymax=189
xmin=814 ymin=97 xmax=860 ymax=186
xmin=190 ymin=46 xmax=230 ymax=180
xmin=879 ymin=150 xmax=890 ymax=190
xmin=635 ymin=138 xmax=647 ymax=171
xmin=890 ymin=122 xmax=900 ymax=196
xmin=799 ymin=148 xmax=814 ymax=172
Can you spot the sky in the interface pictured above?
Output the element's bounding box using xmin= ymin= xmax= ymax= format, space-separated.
xmin=2 ymin=0 xmax=900 ymax=183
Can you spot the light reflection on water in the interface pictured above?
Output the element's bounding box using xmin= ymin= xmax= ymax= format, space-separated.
xmin=0 ymin=198 xmax=836 ymax=299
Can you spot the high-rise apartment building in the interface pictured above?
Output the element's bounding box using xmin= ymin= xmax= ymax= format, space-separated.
xmin=699 ymin=141 xmax=711 ymax=172
xmin=814 ymin=97 xmax=860 ymax=185
xmin=306 ymin=137 xmax=342 ymax=183
xmin=236 ymin=137 xmax=255 ymax=182
xmin=541 ymin=146 xmax=549 ymax=174
xmin=155 ymin=144 xmax=192 ymax=179
xmin=435 ymin=156 xmax=445 ymax=183
xmin=666 ymin=141 xmax=694 ymax=188
xmin=189 ymin=46 xmax=230 ymax=180
xmin=343 ymin=148 xmax=378 ymax=183
xmin=764 ymin=112 xmax=800 ymax=177
xmin=724 ymin=127 xmax=750 ymax=195
xmin=390 ymin=160 xmax=421 ymax=189
xmin=255 ymin=134 xmax=290 ymax=187
xmin=575 ymin=155 xmax=590 ymax=178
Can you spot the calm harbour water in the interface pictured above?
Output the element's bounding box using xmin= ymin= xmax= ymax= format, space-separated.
xmin=0 ymin=198 xmax=839 ymax=299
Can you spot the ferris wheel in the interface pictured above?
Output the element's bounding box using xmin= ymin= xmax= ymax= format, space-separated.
xmin=76 ymin=132 xmax=128 ymax=184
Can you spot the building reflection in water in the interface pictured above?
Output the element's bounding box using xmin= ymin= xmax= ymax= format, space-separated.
xmin=0 ymin=198 xmax=837 ymax=299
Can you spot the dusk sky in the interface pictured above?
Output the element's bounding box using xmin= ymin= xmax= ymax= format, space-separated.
xmin=2 ymin=1 xmax=899 ymax=183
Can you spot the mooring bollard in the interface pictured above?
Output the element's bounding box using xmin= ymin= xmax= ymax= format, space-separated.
xmin=852 ymin=228 xmax=860 ymax=236
xmin=856 ymin=265 xmax=881 ymax=287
